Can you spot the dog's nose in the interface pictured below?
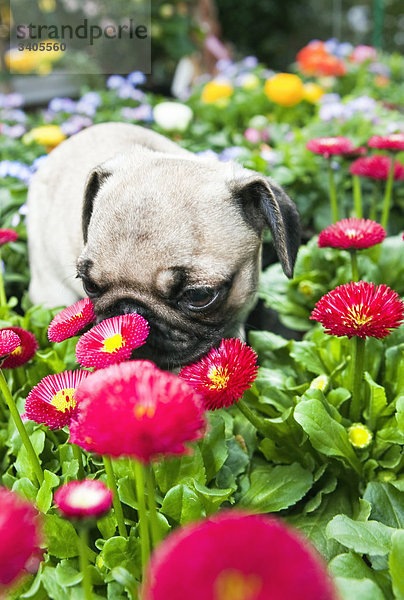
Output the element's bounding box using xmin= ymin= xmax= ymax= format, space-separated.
xmin=113 ymin=299 xmax=150 ymax=319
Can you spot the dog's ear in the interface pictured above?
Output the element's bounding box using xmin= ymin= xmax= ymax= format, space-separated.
xmin=232 ymin=174 xmax=300 ymax=278
xmin=82 ymin=167 xmax=111 ymax=243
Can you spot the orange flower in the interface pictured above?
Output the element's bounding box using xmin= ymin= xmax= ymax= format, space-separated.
xmin=297 ymin=42 xmax=346 ymax=77
xmin=201 ymin=80 xmax=233 ymax=105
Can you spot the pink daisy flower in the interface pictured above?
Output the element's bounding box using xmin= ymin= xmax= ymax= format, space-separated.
xmin=0 ymin=487 xmax=42 ymax=589
xmin=318 ymin=218 xmax=386 ymax=250
xmin=142 ymin=510 xmax=337 ymax=600
xmin=48 ymin=298 xmax=96 ymax=343
xmin=69 ymin=360 xmax=206 ymax=462
xmin=306 ymin=136 xmax=355 ymax=158
xmin=368 ymin=133 xmax=404 ymax=152
xmin=0 ymin=229 xmax=18 ymax=247
xmin=0 ymin=329 xmax=20 ymax=359
xmin=24 ymin=370 xmax=91 ymax=429
xmin=75 ymin=313 xmax=149 ymax=369
xmin=54 ymin=479 xmax=113 ymax=520
xmin=179 ymin=338 xmax=258 ymax=411
xmin=0 ymin=327 xmax=38 ymax=368
xmin=349 ymin=155 xmax=404 ymax=180
xmin=310 ymin=281 xmax=404 ymax=339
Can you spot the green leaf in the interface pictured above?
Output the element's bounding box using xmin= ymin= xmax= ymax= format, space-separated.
xmin=14 ymin=429 xmax=45 ymax=481
xmin=294 ymin=399 xmax=361 ymax=473
xmin=110 ymin=566 xmax=137 ymax=589
xmin=239 ymin=462 xmax=313 ymax=512
xmin=389 ymin=530 xmax=404 ymax=599
xmin=330 ymin=552 xmax=379 ymax=581
xmin=334 ymin=577 xmax=384 ymax=600
xmin=41 ymin=566 xmax=70 ymax=600
xmin=364 ymin=371 xmax=387 ymax=427
xmin=198 ymin=412 xmax=228 ymax=482
xmin=55 ymin=562 xmax=82 ymax=587
xmin=12 ymin=477 xmax=37 ymax=502
xmin=364 ymin=482 xmax=404 ymax=528
xmin=326 ymin=514 xmax=395 ymax=555
xmin=36 ymin=470 xmax=59 ymax=513
xmin=290 ymin=340 xmax=326 ymax=375
xmin=43 ymin=514 xmax=80 ymax=558
xmin=192 ymin=480 xmax=234 ymax=514
xmin=100 ymin=534 xmax=140 ymax=578
xmin=161 ymin=483 xmax=205 ymax=524
xmin=154 ymin=447 xmax=206 ymax=494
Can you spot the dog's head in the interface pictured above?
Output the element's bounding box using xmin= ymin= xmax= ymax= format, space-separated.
xmin=76 ymin=150 xmax=300 ymax=369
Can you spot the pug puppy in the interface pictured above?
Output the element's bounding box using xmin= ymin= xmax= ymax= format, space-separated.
xmin=27 ymin=122 xmax=300 ymax=369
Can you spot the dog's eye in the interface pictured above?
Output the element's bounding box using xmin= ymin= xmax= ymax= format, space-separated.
xmin=82 ymin=279 xmax=101 ymax=298
xmin=181 ymin=287 xmax=218 ymax=310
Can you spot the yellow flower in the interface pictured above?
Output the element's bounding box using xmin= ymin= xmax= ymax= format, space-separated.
xmin=309 ymin=375 xmax=329 ymax=392
xmin=265 ymin=73 xmax=304 ymax=107
xmin=5 ymin=40 xmax=63 ymax=74
xmin=348 ymin=423 xmax=372 ymax=449
xmin=303 ymin=82 xmax=324 ymax=103
xmin=201 ymin=79 xmax=233 ymax=105
xmin=24 ymin=125 xmax=66 ymax=149
xmin=39 ymin=0 xmax=56 ymax=12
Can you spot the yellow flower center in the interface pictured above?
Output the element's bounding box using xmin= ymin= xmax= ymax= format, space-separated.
xmin=207 ymin=366 xmax=230 ymax=390
xmin=11 ymin=345 xmax=23 ymax=356
xmin=102 ymin=333 xmax=124 ymax=353
xmin=345 ymin=304 xmax=372 ymax=328
xmin=345 ymin=228 xmax=359 ymax=238
xmin=348 ymin=423 xmax=372 ymax=448
xmin=51 ymin=387 xmax=77 ymax=412
xmin=214 ymin=570 xmax=262 ymax=600
xmin=320 ymin=137 xmax=339 ymax=146
xmin=134 ymin=403 xmax=156 ymax=419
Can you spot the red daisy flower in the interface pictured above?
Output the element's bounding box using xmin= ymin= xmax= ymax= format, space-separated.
xmin=310 ymin=281 xmax=404 ymax=339
xmin=0 ymin=329 xmax=20 ymax=359
xmin=24 ymin=370 xmax=91 ymax=429
xmin=1 ymin=327 xmax=38 ymax=368
xmin=69 ymin=360 xmax=206 ymax=462
xmin=368 ymin=133 xmax=404 ymax=152
xmin=318 ymin=218 xmax=386 ymax=250
xmin=75 ymin=313 xmax=149 ymax=369
xmin=349 ymin=155 xmax=404 ymax=180
xmin=142 ymin=510 xmax=337 ymax=600
xmin=0 ymin=487 xmax=42 ymax=589
xmin=48 ymin=298 xmax=96 ymax=343
xmin=0 ymin=229 xmax=18 ymax=247
xmin=179 ymin=338 xmax=258 ymax=411
xmin=54 ymin=479 xmax=113 ymax=520
xmin=306 ymin=136 xmax=355 ymax=158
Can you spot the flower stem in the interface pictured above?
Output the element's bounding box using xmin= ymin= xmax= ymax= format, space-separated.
xmin=103 ymin=456 xmax=127 ymax=538
xmin=352 ymin=174 xmax=362 ymax=219
xmin=350 ymin=336 xmax=366 ymax=422
xmin=0 ymin=369 xmax=44 ymax=485
xmin=381 ymin=154 xmax=395 ymax=230
xmin=145 ymin=465 xmax=161 ymax=548
xmin=78 ymin=525 xmax=93 ymax=600
xmin=133 ymin=460 xmax=150 ymax=572
xmin=237 ymin=398 xmax=269 ymax=433
xmin=328 ymin=158 xmax=339 ymax=223
xmin=0 ymin=249 xmax=7 ymax=309
xmin=350 ymin=250 xmax=359 ymax=282
xmin=73 ymin=443 xmax=85 ymax=480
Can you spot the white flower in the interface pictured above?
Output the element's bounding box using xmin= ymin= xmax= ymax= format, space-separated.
xmin=153 ymin=102 xmax=193 ymax=132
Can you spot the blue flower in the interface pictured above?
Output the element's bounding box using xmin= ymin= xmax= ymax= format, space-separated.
xmin=48 ymin=97 xmax=77 ymax=113
xmin=0 ymin=160 xmax=32 ymax=183
xmin=106 ymin=75 xmax=126 ymax=90
xmin=127 ymin=71 xmax=146 ymax=86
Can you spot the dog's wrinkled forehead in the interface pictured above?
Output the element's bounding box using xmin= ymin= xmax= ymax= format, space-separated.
xmin=84 ymin=157 xmax=256 ymax=285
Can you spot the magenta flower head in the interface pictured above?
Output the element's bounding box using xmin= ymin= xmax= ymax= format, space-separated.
xmin=311 ymin=281 xmax=404 ymax=339
xmin=318 ymin=218 xmax=386 ymax=250
xmin=179 ymin=338 xmax=258 ymax=411
xmin=48 ymin=298 xmax=96 ymax=343
xmin=54 ymin=479 xmax=113 ymax=520
xmin=0 ymin=327 xmax=38 ymax=368
xmin=0 ymin=487 xmax=42 ymax=589
xmin=24 ymin=370 xmax=92 ymax=429
xmin=306 ymin=136 xmax=355 ymax=158
xmin=0 ymin=229 xmax=18 ymax=247
xmin=349 ymin=155 xmax=404 ymax=180
xmin=0 ymin=329 xmax=20 ymax=360
xmin=368 ymin=133 xmax=404 ymax=152
xmin=142 ymin=510 xmax=337 ymax=600
xmin=69 ymin=360 xmax=206 ymax=462
xmin=75 ymin=313 xmax=149 ymax=369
